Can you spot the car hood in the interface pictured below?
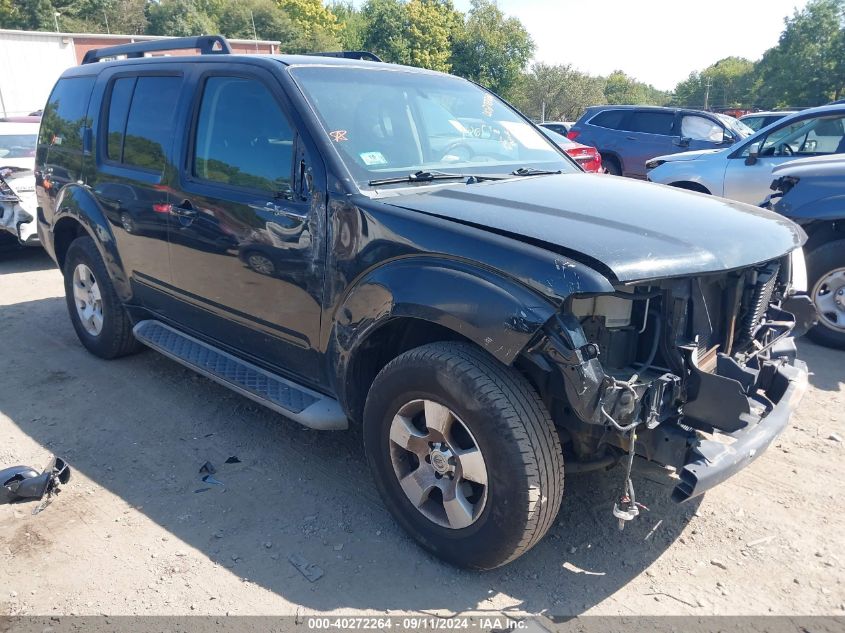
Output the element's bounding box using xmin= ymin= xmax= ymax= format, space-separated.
xmin=772 ymin=154 xmax=845 ymax=179
xmin=384 ymin=173 xmax=804 ymax=282
xmin=652 ymin=148 xmax=728 ymax=163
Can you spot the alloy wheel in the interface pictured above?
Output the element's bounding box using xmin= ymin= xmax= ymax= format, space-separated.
xmin=388 ymin=399 xmax=488 ymax=530
xmin=72 ymin=263 xmax=104 ymax=336
xmin=812 ymin=266 xmax=845 ymax=332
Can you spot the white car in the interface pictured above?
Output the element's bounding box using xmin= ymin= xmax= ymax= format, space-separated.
xmin=0 ymin=121 xmax=39 ymax=245
xmin=646 ymin=104 xmax=845 ymax=205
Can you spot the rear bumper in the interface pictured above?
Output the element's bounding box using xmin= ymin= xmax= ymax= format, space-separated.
xmin=672 ymin=355 xmax=808 ymax=502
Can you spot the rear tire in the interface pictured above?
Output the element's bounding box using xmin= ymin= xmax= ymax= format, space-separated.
xmin=63 ymin=236 xmax=143 ymax=359
xmin=363 ymin=342 xmax=564 ymax=569
xmin=602 ymin=155 xmax=621 ymax=176
xmin=806 ymin=239 xmax=845 ymax=349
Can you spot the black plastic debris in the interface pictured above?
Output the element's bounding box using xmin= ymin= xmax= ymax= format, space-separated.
xmin=0 ymin=456 xmax=71 ymax=512
xmin=224 ymin=456 xmax=241 ymax=464
xmin=202 ymin=474 xmax=224 ymax=486
xmin=199 ymin=461 xmax=216 ymax=475
xmin=288 ymin=553 xmax=324 ymax=582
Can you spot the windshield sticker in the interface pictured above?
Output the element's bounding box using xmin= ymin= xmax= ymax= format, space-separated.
xmin=360 ymin=151 xmax=388 ymax=166
xmin=329 ymin=130 xmax=348 ymax=142
xmin=482 ymin=94 xmax=494 ymax=118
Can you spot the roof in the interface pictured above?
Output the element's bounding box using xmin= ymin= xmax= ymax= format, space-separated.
xmin=740 ymin=111 xmax=797 ymax=117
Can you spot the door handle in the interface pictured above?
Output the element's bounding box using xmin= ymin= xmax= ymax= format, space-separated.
xmin=171 ymin=199 xmax=197 ymax=218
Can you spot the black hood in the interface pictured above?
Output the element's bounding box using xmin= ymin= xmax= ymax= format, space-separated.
xmin=384 ymin=173 xmax=804 ymax=282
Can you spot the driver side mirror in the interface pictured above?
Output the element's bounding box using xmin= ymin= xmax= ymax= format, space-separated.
xmin=720 ymin=131 xmax=735 ymax=144
xmin=745 ymin=142 xmax=760 ymax=165
xmin=674 ymin=136 xmax=691 ymax=148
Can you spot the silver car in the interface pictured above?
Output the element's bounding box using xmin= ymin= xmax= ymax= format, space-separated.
xmin=646 ymin=104 xmax=845 ymax=205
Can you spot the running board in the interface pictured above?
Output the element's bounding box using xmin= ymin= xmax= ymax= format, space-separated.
xmin=133 ymin=320 xmax=348 ymax=430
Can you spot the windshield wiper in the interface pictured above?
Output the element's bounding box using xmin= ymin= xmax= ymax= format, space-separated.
xmin=368 ymin=170 xmax=504 ymax=187
xmin=511 ymin=167 xmax=562 ymax=176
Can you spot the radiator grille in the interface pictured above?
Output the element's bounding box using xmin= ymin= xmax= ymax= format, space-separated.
xmin=739 ymin=262 xmax=780 ymax=343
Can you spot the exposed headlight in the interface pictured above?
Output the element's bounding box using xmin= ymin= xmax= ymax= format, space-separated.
xmin=645 ymin=159 xmax=665 ymax=170
xmin=790 ymin=247 xmax=808 ymax=293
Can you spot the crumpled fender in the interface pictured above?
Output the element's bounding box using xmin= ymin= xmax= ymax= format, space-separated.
xmin=52 ymin=184 xmax=132 ymax=301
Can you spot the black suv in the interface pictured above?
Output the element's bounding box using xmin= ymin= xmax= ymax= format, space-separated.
xmin=37 ymin=36 xmax=813 ymax=570
xmin=568 ymin=105 xmax=752 ymax=178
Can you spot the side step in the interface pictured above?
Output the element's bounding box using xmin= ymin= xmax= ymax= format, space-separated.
xmin=133 ymin=320 xmax=348 ymax=431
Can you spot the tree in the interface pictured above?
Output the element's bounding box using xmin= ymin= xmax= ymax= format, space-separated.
xmin=208 ymin=0 xmax=297 ymax=46
xmin=146 ymin=0 xmax=217 ymax=37
xmin=330 ymin=1 xmax=366 ymax=50
xmin=671 ymin=57 xmax=755 ymax=109
xmin=450 ymin=0 xmax=534 ymax=99
xmin=755 ymin=0 xmax=845 ymax=107
xmin=513 ymin=63 xmax=605 ymax=121
xmin=405 ymin=0 xmax=459 ymax=72
xmin=276 ymin=0 xmax=341 ymax=52
xmin=360 ymin=0 xmax=411 ymax=64
xmin=604 ymin=70 xmax=669 ymax=106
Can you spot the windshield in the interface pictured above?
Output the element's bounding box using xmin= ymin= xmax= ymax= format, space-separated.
xmin=0 ymin=134 xmax=37 ymax=159
xmin=715 ymin=113 xmax=753 ymax=138
xmin=290 ymin=66 xmax=575 ymax=187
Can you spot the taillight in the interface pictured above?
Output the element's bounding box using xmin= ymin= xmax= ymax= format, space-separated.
xmin=566 ymin=130 xmax=580 ymax=140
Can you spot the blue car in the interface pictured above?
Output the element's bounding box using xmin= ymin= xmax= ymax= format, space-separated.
xmin=567 ymin=105 xmax=752 ymax=178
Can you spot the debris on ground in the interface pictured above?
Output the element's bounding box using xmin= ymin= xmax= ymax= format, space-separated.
xmin=829 ymin=433 xmax=843 ymax=443
xmin=289 ymin=553 xmax=324 ymax=582
xmin=710 ymin=559 xmax=728 ymax=570
xmin=199 ymin=461 xmax=216 ymax=475
xmin=225 ymin=456 xmax=242 ymax=464
xmin=201 ymin=475 xmax=224 ymax=486
xmin=1 ymin=456 xmax=71 ymax=513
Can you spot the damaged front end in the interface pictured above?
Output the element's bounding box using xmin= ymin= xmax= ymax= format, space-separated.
xmin=0 ymin=166 xmax=39 ymax=245
xmin=528 ymin=252 xmax=815 ymax=520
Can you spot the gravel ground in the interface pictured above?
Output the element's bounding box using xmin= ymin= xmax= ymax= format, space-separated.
xmin=1 ymin=246 xmax=843 ymax=618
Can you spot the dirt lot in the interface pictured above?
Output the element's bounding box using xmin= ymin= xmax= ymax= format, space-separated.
xmin=1 ymin=245 xmax=844 ymax=619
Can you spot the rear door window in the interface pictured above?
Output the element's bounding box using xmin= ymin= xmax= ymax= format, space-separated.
xmin=104 ymin=75 xmax=182 ymax=172
xmin=628 ymin=111 xmax=675 ymax=136
xmin=588 ymin=109 xmax=628 ymax=130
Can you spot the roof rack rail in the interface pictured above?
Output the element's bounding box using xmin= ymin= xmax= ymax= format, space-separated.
xmin=304 ymin=51 xmax=383 ymax=62
xmin=82 ymin=35 xmax=232 ymax=65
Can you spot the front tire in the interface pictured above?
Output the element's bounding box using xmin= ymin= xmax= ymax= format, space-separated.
xmin=602 ymin=155 xmax=621 ymax=176
xmin=806 ymin=239 xmax=845 ymax=349
xmin=63 ymin=236 xmax=142 ymax=359
xmin=363 ymin=342 xmax=564 ymax=569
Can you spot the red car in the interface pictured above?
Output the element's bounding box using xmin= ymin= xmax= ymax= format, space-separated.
xmin=540 ymin=126 xmax=603 ymax=173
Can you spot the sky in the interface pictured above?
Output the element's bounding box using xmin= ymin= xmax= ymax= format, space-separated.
xmin=359 ymin=0 xmax=811 ymax=91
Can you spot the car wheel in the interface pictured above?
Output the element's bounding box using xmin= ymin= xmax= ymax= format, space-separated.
xmin=602 ymin=155 xmax=621 ymax=176
xmin=247 ymin=252 xmax=276 ymax=276
xmin=363 ymin=342 xmax=564 ymax=569
xmin=120 ymin=212 xmax=136 ymax=234
xmin=63 ymin=236 xmax=143 ymax=359
xmin=806 ymin=239 xmax=845 ymax=349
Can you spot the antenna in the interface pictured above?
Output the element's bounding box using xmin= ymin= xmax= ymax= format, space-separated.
xmin=250 ymin=11 xmax=259 ymax=53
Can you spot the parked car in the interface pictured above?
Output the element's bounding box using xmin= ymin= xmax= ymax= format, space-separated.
xmin=539 ymin=127 xmax=603 ymax=173
xmin=566 ymin=105 xmax=752 ymax=178
xmin=0 ymin=121 xmax=39 ymax=245
xmin=764 ymin=155 xmax=845 ymax=348
xmin=739 ymin=111 xmax=797 ymax=132
xmin=37 ymin=36 xmax=813 ymax=570
xmin=647 ymin=104 xmax=845 ymax=204
xmin=540 ymin=121 xmax=574 ymax=136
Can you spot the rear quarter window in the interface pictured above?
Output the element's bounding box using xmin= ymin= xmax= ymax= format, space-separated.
xmin=39 ymin=76 xmax=96 ymax=153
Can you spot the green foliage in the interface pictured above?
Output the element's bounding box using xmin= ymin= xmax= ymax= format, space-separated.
xmin=210 ymin=0 xmax=296 ymax=45
xmin=670 ymin=57 xmax=756 ymax=109
xmin=754 ymin=0 xmax=845 ymax=107
xmin=360 ymin=0 xmax=411 ymax=64
xmin=276 ymin=0 xmax=341 ymax=52
xmin=146 ymin=0 xmax=217 ymax=37
xmin=330 ymin=1 xmax=365 ymax=50
xmin=604 ymin=70 xmax=669 ymax=106
xmin=450 ymin=0 xmax=534 ymax=99
xmin=513 ymin=63 xmax=604 ymax=121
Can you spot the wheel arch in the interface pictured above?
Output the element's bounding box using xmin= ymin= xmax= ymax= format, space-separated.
xmin=50 ymin=185 xmax=132 ymax=301
xmin=330 ymin=258 xmax=561 ymax=423
xmin=669 ymin=180 xmax=712 ymax=194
